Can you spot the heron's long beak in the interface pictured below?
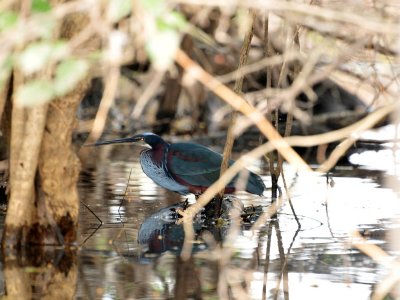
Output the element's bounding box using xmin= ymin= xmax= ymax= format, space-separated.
xmin=85 ymin=135 xmax=144 ymax=147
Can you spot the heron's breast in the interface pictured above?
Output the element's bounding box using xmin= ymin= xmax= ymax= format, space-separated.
xmin=140 ymin=150 xmax=188 ymax=194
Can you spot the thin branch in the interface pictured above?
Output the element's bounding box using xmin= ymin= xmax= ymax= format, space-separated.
xmin=175 ymin=48 xmax=311 ymax=172
xmin=179 ymin=101 xmax=397 ymax=235
xmin=218 ymin=10 xmax=256 ymax=200
xmin=318 ymin=137 xmax=356 ymax=173
xmin=86 ymin=65 xmax=120 ymax=143
xmin=216 ymin=51 xmax=301 ymax=84
xmin=171 ymin=0 xmax=399 ymax=35
xmin=131 ymin=71 xmax=165 ymax=119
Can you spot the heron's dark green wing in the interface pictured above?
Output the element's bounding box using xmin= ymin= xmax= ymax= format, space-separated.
xmin=167 ymin=143 xmax=227 ymax=175
xmin=166 ymin=142 xmax=265 ymax=195
xmin=166 ymin=143 xmax=233 ymax=186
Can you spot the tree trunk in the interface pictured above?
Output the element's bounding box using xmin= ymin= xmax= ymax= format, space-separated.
xmin=2 ymin=4 xmax=93 ymax=247
xmin=36 ymin=87 xmax=85 ymax=244
xmin=3 ymin=64 xmax=49 ymax=245
xmin=1 ymin=3 xmax=93 ymax=298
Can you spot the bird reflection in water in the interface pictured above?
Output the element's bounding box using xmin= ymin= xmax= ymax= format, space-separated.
xmin=137 ymin=202 xmax=205 ymax=256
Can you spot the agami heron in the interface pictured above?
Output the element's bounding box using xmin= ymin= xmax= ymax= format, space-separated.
xmin=92 ymin=133 xmax=266 ymax=196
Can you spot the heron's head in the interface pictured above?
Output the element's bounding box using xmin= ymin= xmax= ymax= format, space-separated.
xmin=87 ymin=132 xmax=167 ymax=149
xmin=131 ymin=132 xmax=167 ymax=148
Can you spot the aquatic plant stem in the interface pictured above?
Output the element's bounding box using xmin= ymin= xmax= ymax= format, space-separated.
xmin=263 ymin=12 xmax=279 ymax=202
xmin=281 ymin=169 xmax=300 ymax=228
xmin=218 ymin=10 xmax=256 ymax=202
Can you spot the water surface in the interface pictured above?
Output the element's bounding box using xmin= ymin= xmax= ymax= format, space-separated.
xmin=74 ymin=137 xmax=400 ymax=300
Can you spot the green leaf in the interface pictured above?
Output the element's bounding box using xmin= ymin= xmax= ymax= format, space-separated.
xmin=108 ymin=0 xmax=132 ymax=22
xmin=159 ymin=11 xmax=187 ymax=30
xmin=146 ymin=29 xmax=179 ymax=70
xmin=0 ymin=11 xmax=18 ymax=32
xmin=16 ymin=80 xmax=54 ymax=106
xmin=31 ymin=0 xmax=51 ymax=13
xmin=140 ymin=0 xmax=165 ymax=14
xmin=18 ymin=42 xmax=52 ymax=75
xmin=18 ymin=41 xmax=67 ymax=75
xmin=54 ymin=59 xmax=89 ymax=96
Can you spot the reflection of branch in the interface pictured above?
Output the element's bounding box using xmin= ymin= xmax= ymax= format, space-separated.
xmin=114 ymin=168 xmax=134 ymax=255
xmin=79 ymin=221 xmax=102 ymax=246
xmin=79 ymin=200 xmax=102 ymax=246
xmin=80 ymin=200 xmax=103 ymax=225
xmin=262 ymin=219 xmax=300 ymax=300
xmin=279 ymin=225 xmax=300 ymax=300
xmin=273 ymin=220 xmax=288 ymax=300
xmin=119 ymin=167 xmax=133 ymax=214
xmin=262 ymin=222 xmax=273 ymax=300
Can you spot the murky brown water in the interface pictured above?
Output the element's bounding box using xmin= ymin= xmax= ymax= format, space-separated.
xmin=0 ymin=135 xmax=399 ymax=299
xmin=73 ymin=137 xmax=400 ymax=300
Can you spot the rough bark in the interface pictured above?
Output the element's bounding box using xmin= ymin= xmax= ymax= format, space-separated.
xmin=0 ymin=73 xmax=11 ymax=127
xmin=2 ymin=3 xmax=95 ymax=247
xmin=3 ymin=100 xmax=48 ymax=246
xmin=37 ymin=85 xmax=87 ymax=243
xmin=33 ymin=4 xmax=94 ymax=244
xmin=8 ymin=72 xmax=25 ymax=190
xmin=1 ymin=3 xmax=93 ymax=298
